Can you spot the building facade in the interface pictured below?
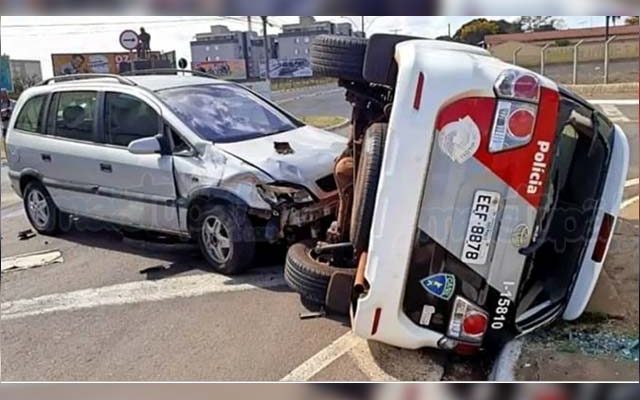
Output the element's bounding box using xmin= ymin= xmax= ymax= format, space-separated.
xmin=9 ymin=59 xmax=42 ymax=85
xmin=190 ymin=17 xmax=354 ymax=79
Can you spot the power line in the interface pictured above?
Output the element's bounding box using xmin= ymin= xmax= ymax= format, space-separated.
xmin=0 ymin=17 xmax=251 ymax=38
xmin=1 ymin=16 xmax=237 ymax=29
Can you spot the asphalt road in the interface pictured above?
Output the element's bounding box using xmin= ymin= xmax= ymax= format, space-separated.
xmin=1 ymin=88 xmax=638 ymax=381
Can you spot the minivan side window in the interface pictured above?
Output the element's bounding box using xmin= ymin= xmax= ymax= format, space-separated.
xmin=52 ymin=91 xmax=98 ymax=142
xmin=105 ymin=92 xmax=159 ymax=147
xmin=14 ymin=95 xmax=46 ymax=133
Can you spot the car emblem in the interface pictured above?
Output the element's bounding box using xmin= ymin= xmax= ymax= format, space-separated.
xmin=420 ymin=273 xmax=456 ymax=301
xmin=511 ymin=223 xmax=531 ymax=248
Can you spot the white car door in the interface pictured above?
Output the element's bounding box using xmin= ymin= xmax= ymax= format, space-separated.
xmin=90 ymin=90 xmax=180 ymax=233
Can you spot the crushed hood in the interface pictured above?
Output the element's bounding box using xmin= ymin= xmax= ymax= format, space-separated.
xmin=215 ymin=125 xmax=348 ymax=193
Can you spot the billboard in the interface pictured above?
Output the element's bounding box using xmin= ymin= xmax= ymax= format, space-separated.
xmin=255 ymin=58 xmax=313 ymax=79
xmin=0 ymin=55 xmax=13 ymax=92
xmin=270 ymin=58 xmax=312 ymax=79
xmin=192 ymin=60 xmax=247 ymax=80
xmin=51 ymin=52 xmax=162 ymax=76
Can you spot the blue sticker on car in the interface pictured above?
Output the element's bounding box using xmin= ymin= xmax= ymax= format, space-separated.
xmin=420 ymin=273 xmax=456 ymax=300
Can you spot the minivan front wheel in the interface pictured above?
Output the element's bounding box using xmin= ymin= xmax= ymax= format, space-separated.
xmin=194 ymin=204 xmax=255 ymax=275
xmin=23 ymin=181 xmax=65 ymax=235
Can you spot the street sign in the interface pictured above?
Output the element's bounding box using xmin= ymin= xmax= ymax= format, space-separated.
xmin=0 ymin=55 xmax=13 ymax=92
xmin=119 ymin=30 xmax=139 ymax=50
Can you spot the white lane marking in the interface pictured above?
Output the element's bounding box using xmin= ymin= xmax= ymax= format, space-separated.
xmin=1 ymin=249 xmax=63 ymax=272
xmin=621 ymin=195 xmax=639 ymax=210
xmin=1 ymin=268 xmax=285 ymax=320
xmin=625 ymin=178 xmax=639 ymax=187
xmin=280 ymin=331 xmax=360 ymax=381
xmin=599 ymin=104 xmax=630 ymax=122
xmin=1 ymin=203 xmax=24 ymax=220
xmin=590 ymin=99 xmax=639 ymax=106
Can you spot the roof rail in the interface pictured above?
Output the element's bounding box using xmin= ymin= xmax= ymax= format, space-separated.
xmin=39 ymin=74 xmax=137 ymax=86
xmin=121 ymin=68 xmax=218 ymax=79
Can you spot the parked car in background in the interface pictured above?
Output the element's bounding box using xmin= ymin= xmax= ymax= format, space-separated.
xmin=5 ymin=72 xmax=346 ymax=274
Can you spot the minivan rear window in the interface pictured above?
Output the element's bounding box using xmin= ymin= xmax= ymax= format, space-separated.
xmin=15 ymin=95 xmax=46 ymax=133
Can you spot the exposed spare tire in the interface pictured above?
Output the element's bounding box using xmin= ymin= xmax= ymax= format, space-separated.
xmin=350 ymin=123 xmax=387 ymax=253
xmin=310 ymin=34 xmax=367 ymax=82
xmin=284 ymin=241 xmax=356 ymax=305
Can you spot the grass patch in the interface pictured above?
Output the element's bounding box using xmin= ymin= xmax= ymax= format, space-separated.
xmin=271 ymin=77 xmax=336 ymax=91
xmin=301 ymin=115 xmax=347 ymax=129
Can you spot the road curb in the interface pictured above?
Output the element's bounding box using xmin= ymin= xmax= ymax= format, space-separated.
xmin=276 ymin=88 xmax=343 ymax=105
xmin=565 ymin=82 xmax=639 ymax=97
xmin=489 ymin=339 xmax=523 ymax=381
xmin=326 ymin=118 xmax=350 ymax=132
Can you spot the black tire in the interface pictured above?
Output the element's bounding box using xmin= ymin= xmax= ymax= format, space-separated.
xmin=23 ymin=181 xmax=67 ymax=235
xmin=193 ymin=204 xmax=255 ymax=275
xmin=284 ymin=241 xmax=356 ymax=305
xmin=311 ymin=34 xmax=367 ymax=82
xmin=350 ymin=123 xmax=387 ymax=253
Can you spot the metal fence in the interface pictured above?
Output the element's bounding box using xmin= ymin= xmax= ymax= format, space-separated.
xmin=492 ymin=38 xmax=639 ymax=85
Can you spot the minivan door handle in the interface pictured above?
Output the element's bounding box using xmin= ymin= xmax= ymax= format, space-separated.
xmin=41 ymin=153 xmax=51 ymax=162
xmin=100 ymin=163 xmax=112 ymax=173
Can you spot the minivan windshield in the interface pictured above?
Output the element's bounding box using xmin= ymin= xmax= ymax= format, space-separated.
xmin=156 ymin=84 xmax=300 ymax=142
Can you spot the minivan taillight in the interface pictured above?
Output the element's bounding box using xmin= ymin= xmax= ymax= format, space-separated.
xmin=592 ymin=213 xmax=615 ymax=262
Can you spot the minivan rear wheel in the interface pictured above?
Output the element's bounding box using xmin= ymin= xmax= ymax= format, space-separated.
xmin=23 ymin=181 xmax=67 ymax=235
xmin=193 ymin=204 xmax=255 ymax=275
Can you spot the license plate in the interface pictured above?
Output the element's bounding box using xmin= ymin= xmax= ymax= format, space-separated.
xmin=461 ymin=190 xmax=501 ymax=265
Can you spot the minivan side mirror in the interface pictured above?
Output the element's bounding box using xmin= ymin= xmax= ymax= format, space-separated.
xmin=127 ymin=137 xmax=161 ymax=155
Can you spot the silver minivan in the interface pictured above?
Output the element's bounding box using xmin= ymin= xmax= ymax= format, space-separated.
xmin=6 ymin=73 xmax=346 ymax=274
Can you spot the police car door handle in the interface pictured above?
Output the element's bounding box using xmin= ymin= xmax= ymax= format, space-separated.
xmin=41 ymin=153 xmax=51 ymax=162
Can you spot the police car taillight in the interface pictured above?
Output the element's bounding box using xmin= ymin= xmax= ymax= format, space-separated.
xmin=447 ymin=296 xmax=489 ymax=343
xmin=490 ymin=70 xmax=541 ymax=153
xmin=495 ymin=69 xmax=540 ymax=103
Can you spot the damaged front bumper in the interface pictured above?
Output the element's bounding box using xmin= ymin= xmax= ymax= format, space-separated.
xmin=255 ymin=195 xmax=339 ymax=241
xmin=280 ymin=197 xmax=338 ymax=227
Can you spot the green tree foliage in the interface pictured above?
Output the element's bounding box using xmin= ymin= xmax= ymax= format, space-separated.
xmin=452 ymin=18 xmax=522 ymax=46
xmin=453 ymin=18 xmax=500 ymax=45
xmin=517 ymin=16 xmax=565 ymax=32
xmin=625 ymin=16 xmax=638 ymax=25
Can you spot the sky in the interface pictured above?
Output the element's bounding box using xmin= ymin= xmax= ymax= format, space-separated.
xmin=0 ymin=16 xmax=613 ymax=79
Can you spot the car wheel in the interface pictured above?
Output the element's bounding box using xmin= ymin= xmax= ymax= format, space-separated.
xmin=350 ymin=123 xmax=387 ymax=253
xmin=195 ymin=204 xmax=255 ymax=275
xmin=23 ymin=181 xmax=66 ymax=235
xmin=284 ymin=241 xmax=356 ymax=305
xmin=310 ymin=34 xmax=368 ymax=82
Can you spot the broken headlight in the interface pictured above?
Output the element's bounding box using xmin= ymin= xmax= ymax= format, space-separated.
xmin=257 ymin=183 xmax=315 ymax=205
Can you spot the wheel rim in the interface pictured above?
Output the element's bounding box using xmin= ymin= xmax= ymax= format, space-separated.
xmin=27 ymin=189 xmax=50 ymax=229
xmin=201 ymin=215 xmax=232 ymax=263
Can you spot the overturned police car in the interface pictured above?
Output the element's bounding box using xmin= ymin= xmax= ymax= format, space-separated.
xmin=284 ymin=34 xmax=629 ymax=354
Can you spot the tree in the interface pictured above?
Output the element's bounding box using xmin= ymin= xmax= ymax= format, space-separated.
xmin=625 ymin=16 xmax=639 ymax=25
xmin=453 ymin=18 xmax=501 ymax=45
xmin=495 ymin=19 xmax=523 ymax=34
xmin=518 ymin=16 xmax=565 ymax=32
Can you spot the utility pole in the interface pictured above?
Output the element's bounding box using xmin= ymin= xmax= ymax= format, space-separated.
xmin=247 ymin=16 xmax=252 ymax=33
xmin=448 ymin=23 xmax=451 ymax=37
xmin=261 ymin=16 xmax=270 ymax=81
xmin=361 ymin=16 xmax=365 ymax=37
xmin=605 ymin=16 xmax=610 ymax=41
